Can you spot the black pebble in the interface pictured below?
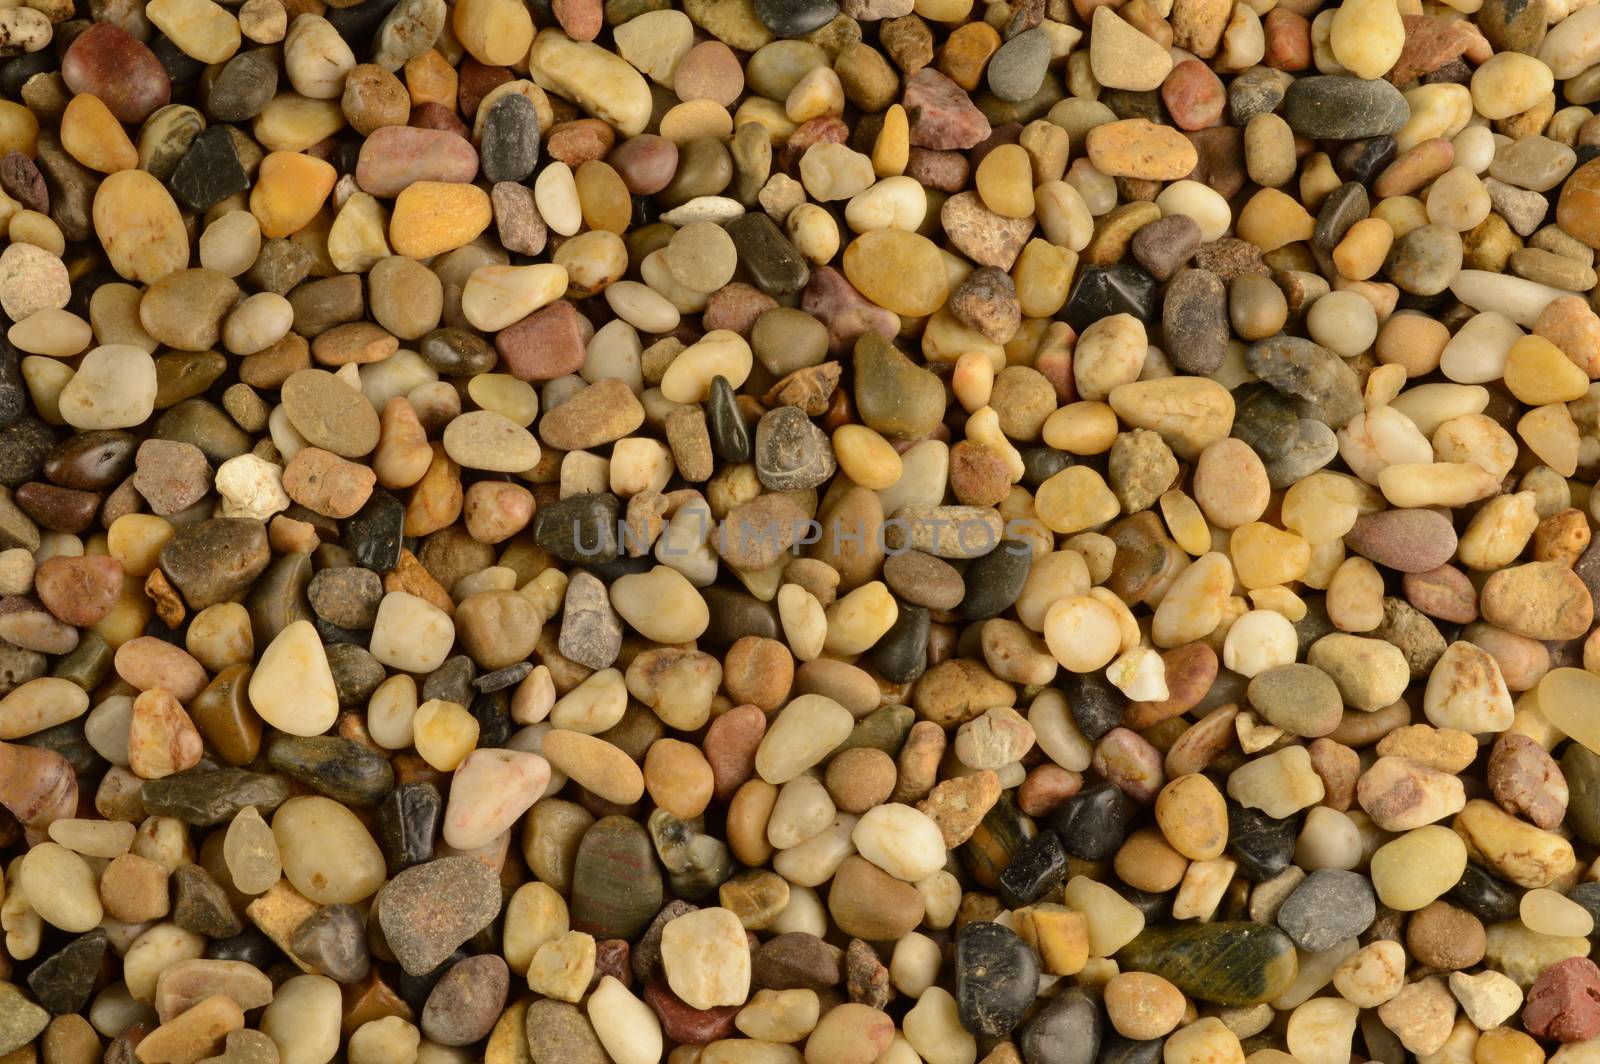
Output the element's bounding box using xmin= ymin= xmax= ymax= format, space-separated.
xmin=168 ymin=126 xmax=249 ymax=212
xmin=708 ymin=375 xmax=751 ymax=463
xmin=27 ymin=930 xmax=107 ymax=1014
xmin=1060 ymin=672 xmax=1122 ymax=741
xmin=1448 ymin=862 xmax=1522 ymax=924
xmin=346 ymin=491 xmax=406 ymax=572
xmin=962 ymin=544 xmax=1031 ymax=620
xmin=753 ymin=0 xmax=839 ymax=37
xmin=1018 ymin=985 xmax=1102 ymax=1064
xmin=998 ymin=830 xmax=1068 ymax=909
xmin=378 ymin=781 xmax=442 ymax=876
xmin=480 ymin=93 xmax=541 ymax=184
xmin=955 ymin=921 xmax=1040 ymax=1037
xmin=1226 ymin=801 xmax=1296 ymax=881
xmin=872 ymin=601 xmax=929 ymax=684
xmin=534 ymin=493 xmax=621 ymax=564
xmin=1062 ymin=264 xmax=1157 ymax=333
xmin=1049 ymin=782 xmax=1132 ymax=860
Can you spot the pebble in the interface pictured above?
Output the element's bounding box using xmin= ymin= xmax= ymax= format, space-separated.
xmin=377 ymin=857 xmax=502 ymax=976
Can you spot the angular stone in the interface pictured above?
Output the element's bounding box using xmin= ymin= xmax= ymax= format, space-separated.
xmin=292 ymin=904 xmax=370 ymax=983
xmin=173 ymin=864 xmax=244 ymax=938
xmin=169 ymin=126 xmax=248 ymax=212
xmin=377 ymin=857 xmax=503 ymax=976
xmin=27 ymin=930 xmax=108 ymax=1015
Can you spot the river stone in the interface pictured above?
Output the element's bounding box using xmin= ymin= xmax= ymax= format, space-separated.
xmin=727 ymin=212 xmax=810 ymax=296
xmin=208 ymin=49 xmax=279 ymax=121
xmin=1245 ymin=334 xmax=1364 ymax=428
xmin=962 ymin=545 xmax=1031 ymax=620
xmin=1275 ymin=868 xmax=1376 ymax=950
xmin=481 ymin=93 xmax=541 ymax=184
xmin=1116 ymin=922 xmax=1299 ymax=1004
xmin=172 ymin=863 xmax=243 ymax=938
xmin=1049 ymin=782 xmax=1133 ymax=859
xmin=1018 ymin=986 xmax=1102 ymax=1064
xmin=525 ymin=999 xmax=609 ymax=1064
xmin=422 ymin=954 xmax=509 ymax=1046
xmin=988 ymin=28 xmax=1051 ymax=102
xmin=0 ymin=984 xmax=48 ymax=1055
xmin=754 ymin=0 xmax=839 ymax=36
xmin=280 ymin=369 xmax=381 ymax=457
xmin=1228 ymin=802 xmax=1296 ymax=880
xmin=1283 ymin=75 xmax=1409 ymax=140
xmin=535 ymin=493 xmax=621 ymax=564
xmin=139 ymin=767 xmax=290 ymax=826
xmin=169 ymin=126 xmax=249 ymax=212
xmin=1163 ymin=268 xmax=1229 ymax=374
xmin=346 ymin=491 xmax=406 ymax=572
xmin=1062 ymin=263 xmax=1159 ymax=332
xmin=377 ymin=857 xmax=503 ymax=976
xmin=1344 ymin=508 xmax=1459 ymax=573
xmin=559 ymin=570 xmax=622 ymax=670
xmin=158 ymin=518 xmax=270 ymax=610
xmin=266 ymin=733 xmax=395 ymax=805
xmin=853 ymin=333 xmax=945 ymax=440
xmin=571 ymin=816 xmax=666 ymax=941
xmin=872 ymin=601 xmax=930 ymax=684
xmin=998 ymin=830 xmax=1069 ymax=909
xmin=955 ymin=921 xmax=1039 ymax=1036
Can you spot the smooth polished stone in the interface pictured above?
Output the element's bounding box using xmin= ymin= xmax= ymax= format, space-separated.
xmin=1115 ymin=922 xmax=1299 ymax=1005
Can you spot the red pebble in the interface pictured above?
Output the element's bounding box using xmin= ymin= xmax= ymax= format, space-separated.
xmin=1161 ymin=59 xmax=1226 ymax=131
xmin=642 ymin=981 xmax=740 ymax=1044
xmin=495 ymin=300 xmax=592 ymax=381
xmin=1263 ymin=8 xmax=1312 ymax=71
xmin=1018 ymin=765 xmax=1084 ymax=817
xmin=1525 ymin=957 xmax=1600 ymax=1042
xmin=704 ymin=704 xmax=767 ymax=802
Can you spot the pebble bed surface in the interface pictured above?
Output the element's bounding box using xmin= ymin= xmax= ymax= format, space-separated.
xmin=8 ymin=0 xmax=1600 ymax=1061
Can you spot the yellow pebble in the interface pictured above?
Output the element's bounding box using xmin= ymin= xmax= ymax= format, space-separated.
xmin=1505 ymin=334 xmax=1590 ymax=405
xmin=452 ymin=0 xmax=534 ymax=67
xmin=1331 ymin=216 xmax=1394 ymax=281
xmin=60 ymin=94 xmax=137 ymax=174
xmin=1230 ymin=522 xmax=1311 ymax=589
xmin=249 ymin=151 xmax=337 ymax=239
xmin=413 ymin=698 xmax=480 ymax=771
xmin=0 ymin=100 xmax=38 ymax=157
xmin=1236 ymin=187 xmax=1315 ymax=251
xmin=841 ymin=229 xmax=949 ymax=317
xmin=389 ymin=182 xmax=492 ymax=259
xmin=107 ymin=514 xmax=174 ymax=577
xmin=975 ymin=143 xmax=1035 ymax=219
xmin=832 ymin=424 xmax=903 ymax=490
xmin=1012 ymin=239 xmax=1076 ymax=318
xmin=1042 ymin=401 xmax=1118 ymax=455
xmin=873 ymin=104 xmax=909 ymax=178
